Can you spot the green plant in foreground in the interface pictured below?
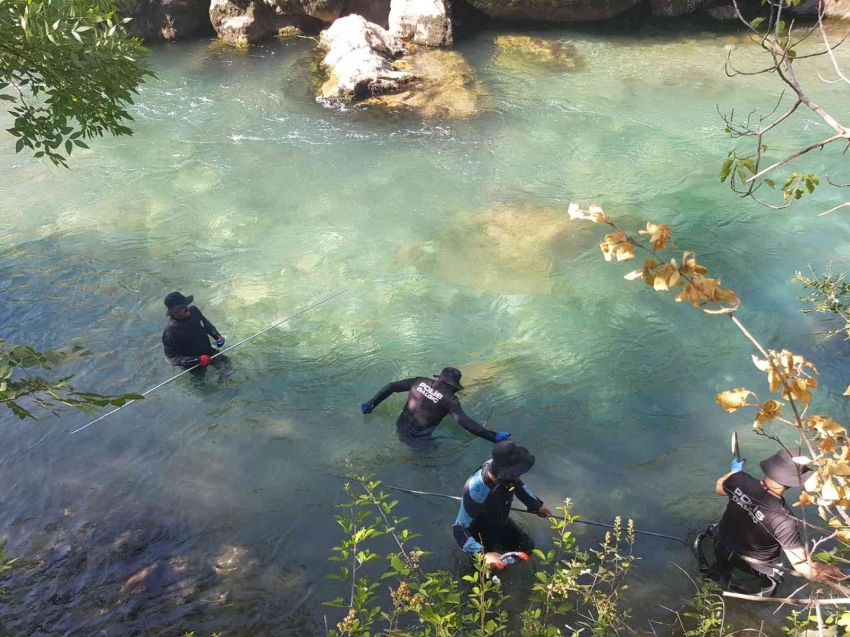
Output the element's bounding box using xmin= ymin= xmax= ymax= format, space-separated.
xmin=794 ymin=265 xmax=850 ymax=340
xmin=324 ymin=477 xmax=635 ymax=637
xmin=0 ymin=0 xmax=153 ymax=166
xmin=0 ymin=339 xmax=142 ymax=420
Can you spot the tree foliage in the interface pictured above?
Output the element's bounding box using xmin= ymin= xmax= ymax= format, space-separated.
xmin=0 ymin=0 xmax=153 ymax=166
xmin=567 ymin=203 xmax=850 ymax=629
xmin=0 ymin=338 xmax=142 ymax=421
xmin=721 ymin=0 xmax=849 ymax=214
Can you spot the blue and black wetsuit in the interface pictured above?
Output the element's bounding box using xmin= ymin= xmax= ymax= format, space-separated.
xmin=453 ymin=461 xmax=543 ymax=554
xmin=367 ymin=377 xmax=497 ymax=442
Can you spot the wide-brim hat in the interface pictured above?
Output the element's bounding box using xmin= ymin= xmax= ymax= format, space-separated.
xmin=433 ymin=366 xmax=463 ymax=390
xmin=164 ymin=291 xmax=194 ymax=316
xmin=491 ymin=441 xmax=535 ymax=481
xmin=760 ymin=449 xmax=814 ymax=488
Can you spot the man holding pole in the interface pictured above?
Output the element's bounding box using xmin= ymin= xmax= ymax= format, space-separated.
xmin=696 ymin=449 xmax=845 ymax=596
xmin=161 ymin=291 xmax=227 ymax=369
xmin=452 ymin=441 xmax=551 ymax=570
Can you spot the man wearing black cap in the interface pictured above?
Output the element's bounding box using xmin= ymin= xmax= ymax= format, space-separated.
xmin=161 ymin=292 xmax=227 ymax=369
xmin=696 ymin=449 xmax=844 ymax=596
xmin=360 ymin=367 xmax=510 ymax=444
xmin=453 ymin=441 xmax=551 ymax=570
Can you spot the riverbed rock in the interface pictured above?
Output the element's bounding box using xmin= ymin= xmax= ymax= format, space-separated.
xmin=790 ymin=0 xmax=850 ymax=19
xmin=389 ymin=0 xmax=452 ymax=46
xmin=492 ymin=35 xmax=579 ymax=72
xmin=209 ymin=0 xmax=326 ymax=46
xmin=650 ymin=0 xmax=706 ymax=17
xmin=462 ymin=0 xmax=640 ymax=21
xmin=120 ymin=0 xmax=210 ymax=40
xmin=363 ymin=46 xmax=484 ymax=118
xmin=318 ymin=15 xmax=412 ymax=100
xmin=438 ymin=203 xmax=572 ymax=294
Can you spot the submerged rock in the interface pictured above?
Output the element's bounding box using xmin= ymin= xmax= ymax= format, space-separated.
xmin=492 ymin=35 xmax=579 ymax=72
xmin=462 ymin=0 xmax=641 ymax=22
xmin=363 ymin=46 xmax=484 ymax=118
xmin=389 ymin=0 xmax=452 ymax=46
xmin=438 ymin=203 xmax=571 ymax=294
xmin=790 ymin=0 xmax=850 ymax=19
xmin=318 ymin=15 xmax=412 ymax=100
xmin=649 ymin=0 xmax=706 ymax=17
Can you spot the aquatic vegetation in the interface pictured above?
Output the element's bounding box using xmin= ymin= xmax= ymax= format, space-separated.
xmin=364 ymin=48 xmax=486 ymax=119
xmin=493 ymin=35 xmax=581 ymax=74
xmin=439 ymin=203 xmax=572 ymax=294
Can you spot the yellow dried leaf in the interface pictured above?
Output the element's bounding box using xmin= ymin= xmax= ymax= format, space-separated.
xmin=567 ymin=203 xmax=583 ymax=220
xmin=638 ymin=222 xmax=672 ymax=250
xmin=754 ymin=399 xmax=783 ymax=428
xmin=838 ymin=529 xmax=850 ymax=542
xmin=716 ymin=388 xmax=756 ymax=413
xmin=624 ymin=269 xmax=645 ymax=281
xmin=782 ymin=378 xmax=813 ymax=406
xmin=807 ymin=415 xmax=847 ymax=437
xmin=820 ymin=437 xmax=838 ymax=454
xmin=844 ymin=384 xmax=850 ymax=396
xmin=587 ymin=205 xmax=608 ymax=224
xmin=653 ymin=260 xmax=680 ymax=292
xmin=829 ymin=517 xmax=843 ymax=528
xmin=822 ymin=477 xmax=841 ymax=502
xmin=795 ymin=490 xmax=814 ymax=506
xmin=751 ymin=355 xmax=770 ymax=372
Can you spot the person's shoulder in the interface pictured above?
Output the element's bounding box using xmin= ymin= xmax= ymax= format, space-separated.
xmin=725 ymin=471 xmax=758 ymax=490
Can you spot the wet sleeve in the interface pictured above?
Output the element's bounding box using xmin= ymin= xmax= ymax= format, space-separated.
xmin=369 ymin=378 xmax=416 ymax=407
xmin=195 ymin=307 xmax=220 ymax=338
xmin=721 ymin=472 xmax=744 ymax=498
xmin=162 ymin=331 xmax=198 ymax=368
xmin=452 ymin=472 xmax=489 ymax=553
xmin=773 ymin=515 xmax=804 ymax=550
xmin=448 ymin=398 xmax=497 ymax=442
xmin=514 ymin=479 xmax=544 ymax=512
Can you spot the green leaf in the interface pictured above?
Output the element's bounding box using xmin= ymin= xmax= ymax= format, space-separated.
xmin=764 ymin=178 xmax=775 ymax=188
xmin=751 ymin=17 xmax=765 ymax=29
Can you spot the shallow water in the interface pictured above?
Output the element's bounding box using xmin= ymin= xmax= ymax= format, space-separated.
xmin=2 ymin=18 xmax=850 ymax=636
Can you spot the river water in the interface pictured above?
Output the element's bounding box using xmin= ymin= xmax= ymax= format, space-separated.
xmin=1 ymin=18 xmax=850 ymax=636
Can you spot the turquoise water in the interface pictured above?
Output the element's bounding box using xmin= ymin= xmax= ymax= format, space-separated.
xmin=2 ymin=20 xmax=850 ymax=634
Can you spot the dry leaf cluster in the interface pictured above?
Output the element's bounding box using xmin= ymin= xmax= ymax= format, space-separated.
xmin=567 ymin=202 xmax=850 ymax=536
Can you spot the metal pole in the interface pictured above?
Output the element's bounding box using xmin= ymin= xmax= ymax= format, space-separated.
xmin=68 ymin=288 xmax=348 ymax=435
xmin=324 ymin=473 xmax=688 ymax=546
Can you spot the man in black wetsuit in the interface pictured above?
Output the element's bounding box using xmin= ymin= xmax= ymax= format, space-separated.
xmin=161 ymin=291 xmax=227 ymax=369
xmin=695 ymin=449 xmax=844 ymax=596
xmin=360 ymin=367 xmax=510 ymax=443
xmin=452 ymin=441 xmax=551 ymax=570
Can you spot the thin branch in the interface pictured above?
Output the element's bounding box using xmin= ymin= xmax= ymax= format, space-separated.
xmin=818 ymin=202 xmax=850 ymax=217
xmin=746 ymin=134 xmax=845 ymax=183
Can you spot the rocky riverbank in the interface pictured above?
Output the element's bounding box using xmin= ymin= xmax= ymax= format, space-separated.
xmin=121 ymin=0 xmax=850 ymax=42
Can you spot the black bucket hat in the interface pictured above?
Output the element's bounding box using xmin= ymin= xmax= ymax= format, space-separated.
xmin=433 ymin=367 xmax=463 ymax=390
xmin=760 ymin=449 xmax=814 ymax=488
xmin=164 ymin=291 xmax=194 ymax=316
xmin=491 ymin=441 xmax=535 ymax=481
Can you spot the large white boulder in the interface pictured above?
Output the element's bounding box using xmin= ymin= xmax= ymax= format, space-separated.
xmin=389 ymin=0 xmax=452 ymax=46
xmin=318 ymin=15 xmax=412 ymax=100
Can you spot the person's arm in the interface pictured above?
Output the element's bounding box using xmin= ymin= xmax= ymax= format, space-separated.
xmin=162 ymin=332 xmax=199 ymax=368
xmin=783 ymin=546 xmax=846 ymax=581
xmin=514 ymin=480 xmax=551 ymax=517
xmin=195 ymin=307 xmax=220 ymax=339
xmin=368 ymin=378 xmax=416 ymax=408
xmin=452 ymin=478 xmax=487 ymax=554
xmin=715 ymin=471 xmax=738 ymax=496
xmin=448 ymin=398 xmax=497 ymax=442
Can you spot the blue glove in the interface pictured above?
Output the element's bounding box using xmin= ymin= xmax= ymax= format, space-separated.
xmin=215 ymin=335 xmax=226 ymax=347
xmin=731 ymin=459 xmax=746 ymax=473
xmin=361 ymin=402 xmax=374 ymax=415
xmin=495 ymin=431 xmax=511 ymax=442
